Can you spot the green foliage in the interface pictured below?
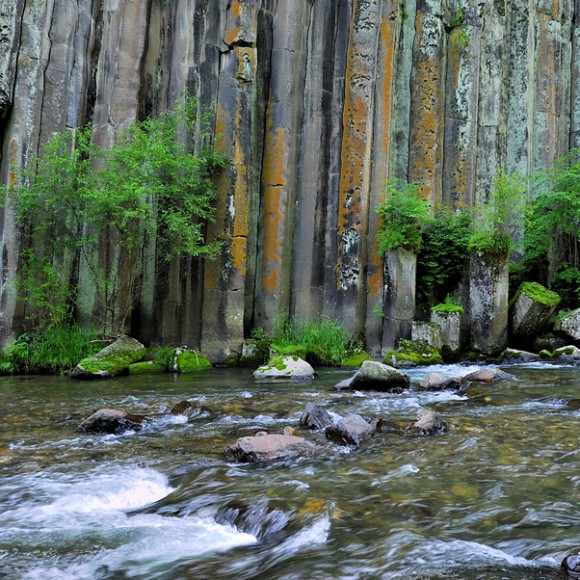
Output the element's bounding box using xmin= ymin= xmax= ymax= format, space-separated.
xmin=469 ymin=171 xmax=526 ymax=258
xmin=431 ymin=295 xmax=464 ymax=314
xmin=518 ymin=149 xmax=580 ymax=307
xmin=417 ymin=207 xmax=471 ymax=304
xmin=518 ymin=281 xmax=560 ymax=307
xmin=384 ymin=339 xmax=443 ymax=366
xmin=6 ymin=97 xmax=225 ymax=334
xmin=271 ymin=315 xmax=351 ymax=366
xmin=0 ymin=325 xmax=100 ymax=375
xmin=376 ymin=179 xmax=430 ymax=254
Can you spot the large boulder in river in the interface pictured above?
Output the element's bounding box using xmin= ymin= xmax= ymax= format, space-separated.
xmin=77 ymin=408 xmax=147 ymax=434
xmin=325 ymin=413 xmax=375 ymax=446
xmin=350 ymin=360 xmax=410 ymax=392
xmin=509 ymin=281 xmax=560 ymax=347
xmin=72 ymin=335 xmax=146 ymax=379
xmin=225 ymin=432 xmax=314 ymax=462
xmin=556 ymin=309 xmax=580 ymax=342
xmin=253 ymin=356 xmax=315 ymax=380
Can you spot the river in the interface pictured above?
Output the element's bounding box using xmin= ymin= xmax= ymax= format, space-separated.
xmin=1 ymin=363 xmax=579 ymax=579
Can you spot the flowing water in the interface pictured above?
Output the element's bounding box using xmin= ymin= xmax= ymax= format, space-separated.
xmin=1 ymin=363 xmax=580 ymax=579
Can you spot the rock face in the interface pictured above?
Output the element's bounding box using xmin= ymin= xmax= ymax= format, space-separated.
xmin=555 ymin=308 xmax=580 ymax=342
xmin=0 ymin=2 xmax=578 ymax=357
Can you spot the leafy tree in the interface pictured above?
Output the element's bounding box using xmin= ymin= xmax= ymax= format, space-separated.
xmin=519 ymin=150 xmax=580 ymax=305
xmin=376 ymin=179 xmax=430 ymax=254
xmin=5 ymin=97 xmax=226 ymax=334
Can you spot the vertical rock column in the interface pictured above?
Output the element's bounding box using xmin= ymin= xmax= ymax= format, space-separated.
xmin=201 ymin=0 xmax=261 ymax=362
xmin=571 ymin=0 xmax=580 ymax=148
xmin=291 ymin=0 xmax=349 ymax=326
xmin=365 ymin=0 xmax=401 ymax=354
xmin=255 ymin=1 xmax=310 ymax=333
xmin=382 ymin=248 xmax=417 ymax=351
xmin=408 ymin=0 xmax=446 ymax=205
xmin=469 ymin=251 xmax=509 ymax=355
xmin=442 ymin=1 xmax=481 ymax=209
xmin=336 ymin=0 xmax=382 ymax=337
xmin=530 ymin=0 xmax=572 ymax=170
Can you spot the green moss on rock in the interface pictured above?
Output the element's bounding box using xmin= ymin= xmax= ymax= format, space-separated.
xmin=383 ymin=340 xmax=443 ymax=367
xmin=174 ymin=350 xmax=212 ymax=373
xmin=518 ymin=282 xmax=560 ymax=307
xmin=341 ymin=351 xmax=372 ymax=367
xmin=128 ymin=360 xmax=166 ymax=375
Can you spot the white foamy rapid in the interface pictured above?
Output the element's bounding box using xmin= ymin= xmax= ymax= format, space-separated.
xmin=2 ymin=465 xmax=257 ymax=579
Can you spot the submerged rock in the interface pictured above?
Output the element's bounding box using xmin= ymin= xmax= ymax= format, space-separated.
xmin=72 ymin=335 xmax=146 ymax=379
xmin=405 ymin=411 xmax=448 ymax=437
xmin=325 ymin=413 xmax=375 ymax=446
xmin=460 ymin=368 xmax=514 ymax=384
xmin=170 ymin=400 xmax=203 ymax=421
xmin=419 ymin=372 xmax=461 ymax=391
xmin=77 ymin=408 xmax=146 ymax=434
xmin=300 ymin=403 xmax=333 ymax=430
xmin=349 ymin=360 xmax=410 ymax=392
xmin=225 ymin=432 xmax=313 ymax=462
xmin=562 ymin=552 xmax=580 ymax=579
xmin=253 ymin=356 xmax=315 ymax=380
xmin=215 ymin=501 xmax=290 ymax=541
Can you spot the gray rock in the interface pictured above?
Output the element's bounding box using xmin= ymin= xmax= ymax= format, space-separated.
xmin=225 ymin=432 xmax=313 ymax=462
xmin=299 ymin=403 xmax=333 ymax=430
xmin=325 ymin=413 xmax=375 ymax=446
xmin=555 ymin=308 xmax=580 ymax=342
xmin=350 ymin=360 xmax=410 ymax=392
xmin=497 ymin=348 xmax=539 ymax=364
xmin=77 ymin=408 xmax=146 ymax=434
xmin=419 ymin=372 xmax=461 ymax=391
xmin=552 ymin=345 xmax=580 ymax=360
xmin=460 ymin=368 xmax=514 ymax=384
xmin=405 ymin=411 xmax=447 ymax=437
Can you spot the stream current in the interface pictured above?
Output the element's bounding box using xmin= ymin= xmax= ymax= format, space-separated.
xmin=1 ymin=363 xmax=579 ymax=579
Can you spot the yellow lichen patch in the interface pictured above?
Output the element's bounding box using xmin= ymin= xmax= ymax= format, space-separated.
xmin=262 ymin=126 xmax=287 ymax=187
xmin=230 ymin=236 xmax=247 ymax=275
xmin=225 ymin=26 xmax=242 ymax=46
xmin=229 ymin=0 xmax=242 ymax=19
xmin=261 ymin=184 xmax=283 ymax=294
xmin=214 ymin=105 xmax=229 ymax=154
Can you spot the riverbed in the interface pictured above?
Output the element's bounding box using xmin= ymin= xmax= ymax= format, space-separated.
xmin=1 ymin=363 xmax=579 ymax=579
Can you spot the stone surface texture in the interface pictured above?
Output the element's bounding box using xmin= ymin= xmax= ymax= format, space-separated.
xmin=0 ymin=1 xmax=578 ymax=359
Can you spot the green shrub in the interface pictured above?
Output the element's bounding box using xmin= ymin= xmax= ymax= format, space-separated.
xmin=1 ymin=325 xmax=100 ymax=375
xmin=376 ymin=179 xmax=430 ymax=254
xmin=431 ymin=295 xmax=464 ymax=314
xmin=417 ymin=208 xmax=471 ymax=305
xmin=271 ymin=315 xmax=351 ymax=366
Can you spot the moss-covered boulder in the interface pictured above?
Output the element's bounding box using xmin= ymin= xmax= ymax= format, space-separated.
xmin=72 ymin=335 xmax=146 ymax=379
xmin=509 ymin=282 xmax=560 ymax=347
xmin=341 ymin=351 xmax=372 ymax=367
xmin=253 ymin=355 xmax=315 ymax=380
xmin=128 ymin=360 xmax=166 ymax=374
xmin=383 ymin=339 xmax=443 ymax=368
xmin=172 ymin=348 xmax=212 ymax=373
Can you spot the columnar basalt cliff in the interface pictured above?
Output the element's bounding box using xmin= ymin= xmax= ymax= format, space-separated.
xmin=0 ymin=0 xmax=578 ymax=361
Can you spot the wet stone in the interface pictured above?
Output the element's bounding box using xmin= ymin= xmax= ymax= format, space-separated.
xmin=325 ymin=413 xmax=375 ymax=446
xmin=300 ymin=403 xmax=333 ymax=430
xmin=350 ymin=360 xmax=410 ymax=392
xmin=405 ymin=411 xmax=447 ymax=437
xmin=215 ymin=501 xmax=290 ymax=541
xmin=77 ymin=408 xmax=146 ymax=435
xmin=225 ymin=432 xmax=313 ymax=463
